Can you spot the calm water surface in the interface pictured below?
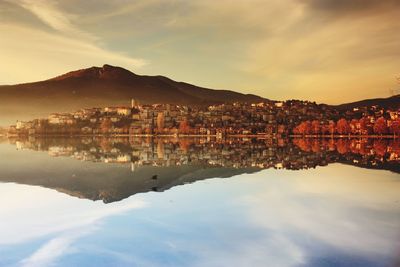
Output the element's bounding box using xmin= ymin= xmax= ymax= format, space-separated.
xmin=0 ymin=138 xmax=399 ymax=267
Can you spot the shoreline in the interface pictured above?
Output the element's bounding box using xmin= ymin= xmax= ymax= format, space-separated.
xmin=5 ymin=133 xmax=398 ymax=139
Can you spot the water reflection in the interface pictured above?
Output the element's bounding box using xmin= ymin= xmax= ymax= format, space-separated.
xmin=0 ymin=138 xmax=399 ymax=267
xmin=0 ymin=166 xmax=399 ymax=267
xmin=1 ymin=137 xmax=399 ymax=203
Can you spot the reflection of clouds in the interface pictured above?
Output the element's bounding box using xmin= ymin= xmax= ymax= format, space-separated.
xmin=188 ymin=233 xmax=305 ymax=267
xmin=0 ymin=183 xmax=146 ymax=267
xmin=20 ymin=230 xmax=90 ymax=267
xmin=0 ymin=183 xmax=146 ymax=245
xmin=240 ymin=164 xmax=400 ymax=260
xmin=1 ymin=164 xmax=399 ymax=267
xmin=132 ymin=164 xmax=399 ymax=267
xmin=90 ymin=164 xmax=397 ymax=267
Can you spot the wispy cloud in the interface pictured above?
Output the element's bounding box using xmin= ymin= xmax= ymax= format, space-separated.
xmin=12 ymin=0 xmax=77 ymax=34
xmin=0 ymin=183 xmax=147 ymax=245
xmin=0 ymin=23 xmax=147 ymax=84
xmin=20 ymin=231 xmax=88 ymax=267
xmin=1 ymin=0 xmax=399 ymax=102
xmin=0 ymin=182 xmax=148 ymax=267
xmin=1 ymin=0 xmax=146 ymax=84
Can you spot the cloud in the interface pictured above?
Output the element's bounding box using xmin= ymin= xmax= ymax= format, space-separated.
xmin=242 ymin=165 xmax=400 ymax=256
xmin=20 ymin=231 xmax=88 ymax=267
xmin=0 ymin=183 xmax=147 ymax=245
xmin=0 ymin=23 xmax=146 ymax=84
xmin=1 ymin=0 xmax=399 ymax=102
xmin=234 ymin=0 xmax=400 ymax=102
xmin=303 ymin=0 xmax=400 ymax=15
xmin=1 ymin=164 xmax=399 ymax=266
xmin=0 ymin=0 xmax=146 ymax=84
xmin=0 ymin=182 xmax=147 ymax=266
xmin=12 ymin=0 xmax=77 ymax=33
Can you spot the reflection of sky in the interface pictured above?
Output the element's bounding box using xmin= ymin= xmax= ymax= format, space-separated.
xmin=0 ymin=164 xmax=399 ymax=267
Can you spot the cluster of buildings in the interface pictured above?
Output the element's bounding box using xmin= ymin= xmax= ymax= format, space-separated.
xmin=8 ymin=99 xmax=400 ymax=137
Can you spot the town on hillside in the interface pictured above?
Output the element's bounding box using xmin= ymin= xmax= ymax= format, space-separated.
xmin=7 ymin=99 xmax=400 ymax=137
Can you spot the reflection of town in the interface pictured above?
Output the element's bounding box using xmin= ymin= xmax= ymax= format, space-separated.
xmin=10 ymin=137 xmax=400 ymax=173
xmin=2 ymin=137 xmax=399 ymax=204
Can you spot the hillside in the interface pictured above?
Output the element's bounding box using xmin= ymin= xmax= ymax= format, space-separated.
xmin=335 ymin=94 xmax=400 ymax=110
xmin=1 ymin=64 xmax=399 ymax=126
xmin=0 ymin=64 xmax=265 ymax=125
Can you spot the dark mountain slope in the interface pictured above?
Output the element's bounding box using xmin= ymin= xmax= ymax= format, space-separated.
xmin=0 ymin=64 xmax=265 ymax=124
xmin=335 ymin=94 xmax=400 ymax=110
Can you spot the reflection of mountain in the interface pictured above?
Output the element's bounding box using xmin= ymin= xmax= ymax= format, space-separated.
xmin=0 ymin=160 xmax=257 ymax=203
xmin=1 ymin=137 xmax=399 ymax=203
xmin=1 ymin=137 xmax=263 ymax=203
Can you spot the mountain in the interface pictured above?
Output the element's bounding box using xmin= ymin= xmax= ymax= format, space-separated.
xmin=334 ymin=94 xmax=400 ymax=110
xmin=0 ymin=64 xmax=265 ymax=125
xmin=1 ymin=64 xmax=398 ymax=126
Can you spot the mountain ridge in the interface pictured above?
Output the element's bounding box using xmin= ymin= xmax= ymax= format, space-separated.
xmin=0 ymin=64 xmax=266 ymax=125
xmin=334 ymin=94 xmax=400 ymax=110
xmin=0 ymin=64 xmax=398 ymax=125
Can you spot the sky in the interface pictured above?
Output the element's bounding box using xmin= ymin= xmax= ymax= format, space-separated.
xmin=0 ymin=0 xmax=400 ymax=104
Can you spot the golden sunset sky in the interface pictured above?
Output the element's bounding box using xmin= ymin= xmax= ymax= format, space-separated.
xmin=1 ymin=0 xmax=399 ymax=103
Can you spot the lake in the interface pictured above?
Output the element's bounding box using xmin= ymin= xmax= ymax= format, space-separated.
xmin=0 ymin=137 xmax=399 ymax=267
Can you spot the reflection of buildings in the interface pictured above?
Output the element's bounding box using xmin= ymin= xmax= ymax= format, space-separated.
xmin=3 ymin=137 xmax=399 ymax=204
xmin=9 ymin=137 xmax=400 ymax=174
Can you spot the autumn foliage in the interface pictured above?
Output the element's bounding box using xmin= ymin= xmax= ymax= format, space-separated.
xmin=293 ymin=116 xmax=399 ymax=136
xmin=293 ymin=138 xmax=400 ymax=159
xmin=179 ymin=119 xmax=191 ymax=134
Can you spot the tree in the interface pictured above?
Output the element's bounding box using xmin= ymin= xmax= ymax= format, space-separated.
xmin=336 ymin=118 xmax=350 ymax=135
xmin=359 ymin=117 xmax=370 ymax=135
xmin=336 ymin=139 xmax=350 ymax=154
xmin=179 ymin=119 xmax=190 ymax=134
xmin=100 ymin=119 xmax=112 ymax=134
xmin=373 ymin=117 xmax=388 ymax=135
xmin=373 ymin=139 xmax=388 ymax=157
xmin=296 ymin=121 xmax=311 ymax=135
xmin=389 ymin=118 xmax=400 ymax=136
xmin=156 ymin=112 xmax=165 ymax=133
xmin=328 ymin=120 xmax=336 ymax=135
xmin=311 ymin=139 xmax=321 ymax=152
xmin=311 ymin=120 xmax=321 ymax=135
xmin=293 ymin=138 xmax=311 ymax=152
xmin=293 ymin=125 xmax=301 ymax=135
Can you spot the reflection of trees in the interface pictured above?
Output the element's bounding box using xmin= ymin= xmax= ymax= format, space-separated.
xmin=336 ymin=139 xmax=350 ymax=154
xmin=374 ymin=118 xmax=388 ymax=135
xmin=9 ymin=137 xmax=400 ymax=173
xmin=292 ymin=138 xmax=399 ymax=171
xmin=100 ymin=138 xmax=113 ymax=152
xmin=374 ymin=139 xmax=387 ymax=157
xmin=178 ymin=139 xmax=191 ymax=154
